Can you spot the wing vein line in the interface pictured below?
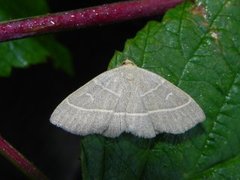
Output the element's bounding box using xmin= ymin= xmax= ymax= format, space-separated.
xmin=93 ymin=79 xmax=121 ymax=97
xmin=140 ymin=81 xmax=165 ymax=97
xmin=66 ymin=98 xmax=192 ymax=116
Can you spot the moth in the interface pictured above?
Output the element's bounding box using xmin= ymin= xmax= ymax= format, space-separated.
xmin=50 ymin=59 xmax=205 ymax=138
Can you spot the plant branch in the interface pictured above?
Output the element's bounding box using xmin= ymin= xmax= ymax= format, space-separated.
xmin=0 ymin=0 xmax=183 ymax=42
xmin=0 ymin=135 xmax=48 ymax=179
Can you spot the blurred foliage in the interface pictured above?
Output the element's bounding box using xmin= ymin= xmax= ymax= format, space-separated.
xmin=0 ymin=0 xmax=73 ymax=77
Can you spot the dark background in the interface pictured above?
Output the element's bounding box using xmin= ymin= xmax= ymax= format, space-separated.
xmin=0 ymin=1 xmax=158 ymax=179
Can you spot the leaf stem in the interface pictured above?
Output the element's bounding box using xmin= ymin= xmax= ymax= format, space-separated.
xmin=0 ymin=0 xmax=183 ymax=42
xmin=0 ymin=135 xmax=48 ymax=179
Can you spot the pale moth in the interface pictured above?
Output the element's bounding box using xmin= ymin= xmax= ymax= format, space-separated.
xmin=50 ymin=59 xmax=205 ymax=138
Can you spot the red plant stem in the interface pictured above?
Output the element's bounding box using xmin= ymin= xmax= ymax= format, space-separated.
xmin=0 ymin=0 xmax=183 ymax=42
xmin=0 ymin=135 xmax=48 ymax=179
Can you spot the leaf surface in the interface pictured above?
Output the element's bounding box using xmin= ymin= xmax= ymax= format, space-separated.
xmin=0 ymin=0 xmax=73 ymax=77
xmin=81 ymin=0 xmax=240 ymax=179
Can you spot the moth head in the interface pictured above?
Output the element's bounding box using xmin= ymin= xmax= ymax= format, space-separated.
xmin=122 ymin=59 xmax=136 ymax=66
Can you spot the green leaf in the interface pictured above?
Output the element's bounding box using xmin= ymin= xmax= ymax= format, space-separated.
xmin=80 ymin=0 xmax=240 ymax=179
xmin=0 ymin=0 xmax=73 ymax=77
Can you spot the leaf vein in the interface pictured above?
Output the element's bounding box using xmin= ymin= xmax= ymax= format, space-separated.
xmin=177 ymin=0 xmax=229 ymax=86
xmin=195 ymin=72 xmax=240 ymax=168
